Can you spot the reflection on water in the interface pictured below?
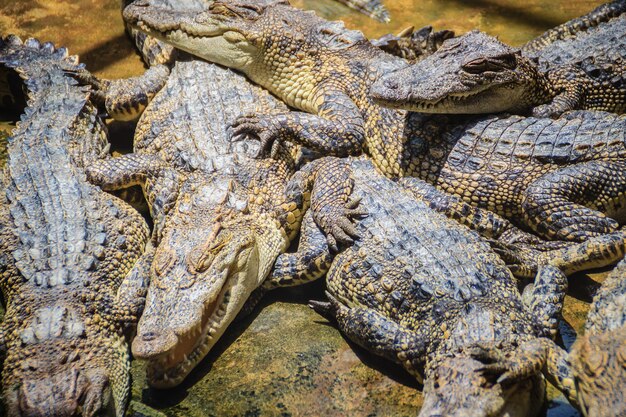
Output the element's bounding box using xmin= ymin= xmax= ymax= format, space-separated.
xmin=0 ymin=0 xmax=612 ymax=415
xmin=292 ymin=0 xmax=606 ymax=44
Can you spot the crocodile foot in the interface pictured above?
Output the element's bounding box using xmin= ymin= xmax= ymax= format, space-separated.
xmin=231 ymin=112 xmax=280 ymax=158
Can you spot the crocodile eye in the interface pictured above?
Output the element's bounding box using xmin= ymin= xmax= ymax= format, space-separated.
xmin=187 ymin=246 xmax=213 ymax=274
xmin=462 ymin=53 xmax=517 ymax=74
xmin=154 ymin=248 xmax=175 ymax=276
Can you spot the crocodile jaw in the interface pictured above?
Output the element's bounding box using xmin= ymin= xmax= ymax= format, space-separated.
xmin=124 ymin=2 xmax=257 ymax=71
xmin=372 ymin=78 xmax=526 ymax=114
xmin=133 ymin=245 xmax=259 ymax=388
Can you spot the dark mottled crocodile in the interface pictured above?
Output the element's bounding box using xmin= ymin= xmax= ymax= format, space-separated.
xmin=369 ymin=0 xmax=626 ymax=116
xmin=369 ymin=30 xmax=625 ymax=117
xmin=125 ymin=0 xmax=626 ymax=260
xmin=290 ymin=156 xmax=578 ymax=417
xmin=0 ymin=36 xmax=149 ymax=416
xmin=85 ymin=31 xmax=359 ymax=387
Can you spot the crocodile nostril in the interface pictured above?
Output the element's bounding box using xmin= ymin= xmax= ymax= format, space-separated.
xmin=142 ymin=332 xmax=157 ymax=341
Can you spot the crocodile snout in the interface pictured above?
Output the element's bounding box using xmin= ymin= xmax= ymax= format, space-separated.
xmin=132 ymin=329 xmax=178 ymax=359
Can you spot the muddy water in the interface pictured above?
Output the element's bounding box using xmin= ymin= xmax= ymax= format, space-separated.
xmin=0 ymin=0 xmax=611 ymax=416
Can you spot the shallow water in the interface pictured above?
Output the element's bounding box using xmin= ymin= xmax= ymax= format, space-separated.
xmin=0 ymin=0 xmax=612 ymax=416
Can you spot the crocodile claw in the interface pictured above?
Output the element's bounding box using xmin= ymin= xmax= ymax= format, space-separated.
xmin=469 ymin=345 xmax=520 ymax=385
xmin=231 ymin=113 xmax=277 ymax=158
xmin=309 ymin=292 xmax=343 ymax=320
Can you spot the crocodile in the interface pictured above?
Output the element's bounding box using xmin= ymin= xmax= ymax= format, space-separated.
xmin=283 ymin=156 xmax=580 ymax=417
xmin=0 ymin=36 xmax=149 ymax=416
xmin=369 ymin=30 xmax=625 ymax=117
xmin=84 ymin=33 xmax=360 ymax=387
xmin=124 ymin=0 xmax=626 ymax=256
xmin=477 ymin=254 xmax=626 ymax=417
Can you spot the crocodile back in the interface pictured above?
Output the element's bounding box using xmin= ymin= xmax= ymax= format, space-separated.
xmin=134 ymin=58 xmax=288 ymax=174
xmin=0 ymin=36 xmax=148 ymax=416
xmin=523 ymin=1 xmax=626 ymax=59
xmin=326 ymin=158 xmax=537 ymax=361
xmin=524 ymin=10 xmax=626 ymax=89
xmin=442 ymin=111 xmax=626 ymax=172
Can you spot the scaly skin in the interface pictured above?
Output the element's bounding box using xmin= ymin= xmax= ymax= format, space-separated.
xmin=123 ymin=0 xmax=626 ymax=255
xmin=0 ymin=36 xmax=149 ymax=416
xmin=370 ymin=30 xmax=625 ymax=117
xmin=298 ymin=157 xmax=578 ymax=417
xmin=85 ymin=32 xmax=360 ymax=387
xmin=522 ymin=0 xmax=626 ymax=55
xmin=552 ymin=258 xmax=626 ymax=417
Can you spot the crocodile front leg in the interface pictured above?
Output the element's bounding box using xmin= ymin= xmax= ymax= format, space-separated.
xmin=267 ymin=211 xmax=334 ymax=289
xmin=310 ymin=293 xmax=427 ymax=377
xmin=283 ymin=156 xmax=367 ymax=250
xmin=231 ymin=89 xmax=366 ymax=158
xmin=114 ymin=241 xmax=155 ymax=334
xmin=523 ymin=159 xmax=626 ymax=242
xmin=531 ymin=66 xmax=585 ymax=118
xmin=86 ymin=153 xmax=181 ymax=242
xmin=70 ymin=64 xmax=170 ymax=121
xmin=239 ymin=211 xmax=335 ymax=318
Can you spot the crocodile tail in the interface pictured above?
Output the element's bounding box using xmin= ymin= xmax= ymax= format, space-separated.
xmin=0 ymin=35 xmax=82 ymax=67
xmin=523 ymin=0 xmax=626 ymax=54
xmin=0 ymin=35 xmax=87 ymax=118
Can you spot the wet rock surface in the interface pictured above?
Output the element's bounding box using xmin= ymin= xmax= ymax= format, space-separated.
xmin=128 ymin=282 xmax=424 ymax=416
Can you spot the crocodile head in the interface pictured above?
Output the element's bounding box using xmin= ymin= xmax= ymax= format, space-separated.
xmin=123 ymin=0 xmax=368 ymax=106
xmin=2 ymin=304 xmax=127 ymax=417
xmin=371 ymin=31 xmax=538 ymax=114
xmin=132 ymin=175 xmax=286 ymax=387
xmin=570 ymin=327 xmax=626 ymax=417
xmin=420 ymin=355 xmax=545 ymax=417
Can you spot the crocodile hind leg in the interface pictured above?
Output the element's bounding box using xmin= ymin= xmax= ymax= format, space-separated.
xmin=399 ymin=177 xmax=568 ymax=249
xmin=521 ymin=265 xmax=568 ymax=339
xmin=239 ymin=211 xmax=335 ymax=317
xmin=522 ymin=159 xmax=626 ymax=242
xmin=310 ymin=292 xmax=427 ymax=379
xmin=69 ymin=64 xmax=170 ymax=121
xmin=471 ymin=338 xmax=579 ymax=408
xmin=493 ymin=229 xmax=626 ymax=278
